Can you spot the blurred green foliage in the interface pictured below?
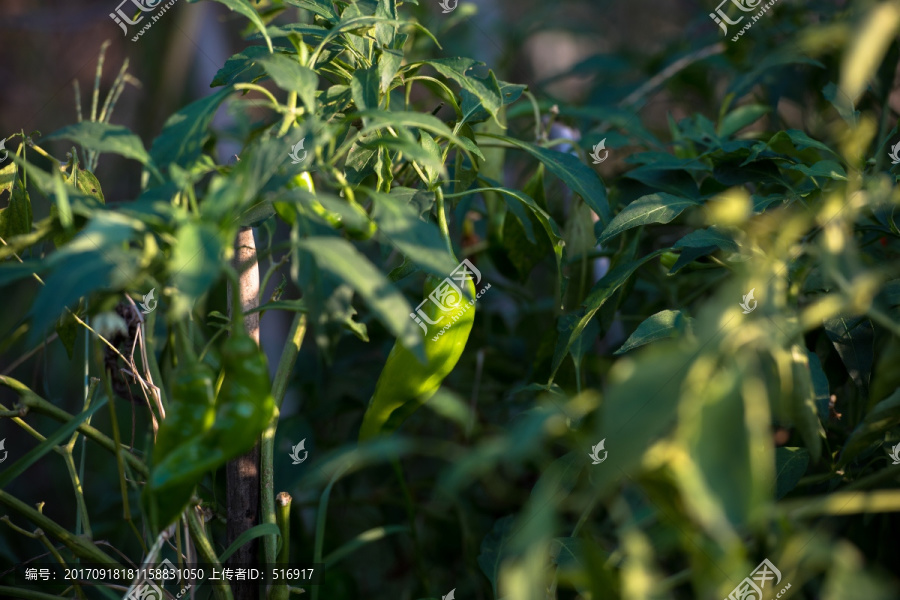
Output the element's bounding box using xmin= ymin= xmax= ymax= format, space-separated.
xmin=2 ymin=0 xmax=900 ymax=599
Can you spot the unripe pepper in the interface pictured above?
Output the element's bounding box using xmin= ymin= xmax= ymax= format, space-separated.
xmin=142 ymin=360 xmax=216 ymax=531
xmin=359 ymin=270 xmax=477 ymax=440
xmin=148 ymin=332 xmax=276 ymax=492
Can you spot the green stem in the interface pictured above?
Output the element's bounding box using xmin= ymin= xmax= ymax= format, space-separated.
xmin=234 ymin=83 xmax=283 ymax=111
xmin=0 ymin=587 xmax=75 ymax=600
xmin=269 ymin=493 xmax=293 ymax=600
xmin=187 ymin=508 xmax=235 ymax=600
xmin=434 ymin=186 xmax=454 ymax=258
xmin=391 ymin=458 xmax=430 ymax=593
xmin=262 ymin=313 xmax=308 ymax=569
xmin=0 ymin=490 xmax=122 ymax=566
xmin=311 ymin=462 xmax=353 ymax=600
xmin=0 ymin=376 xmax=148 ymax=477
xmin=278 ymin=92 xmax=298 ymax=137
xmin=68 ymin=378 xmax=98 ymax=540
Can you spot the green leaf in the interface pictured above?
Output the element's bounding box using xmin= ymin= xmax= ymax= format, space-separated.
xmin=479 ymin=133 xmax=611 ymax=226
xmin=204 ymin=0 xmax=273 ymax=52
xmin=774 ymin=447 xmax=809 ymax=500
xmin=357 ymin=110 xmax=473 ymax=161
xmin=467 ymin=180 xmax=565 ymax=290
xmin=323 ymin=525 xmax=409 ymax=568
xmin=615 ymin=309 xmax=689 ymax=355
xmin=502 ymin=167 xmax=553 ymax=279
xmin=586 ymin=345 xmax=691 ymax=500
xmin=283 ymin=0 xmax=339 ymax=22
xmin=0 ymin=395 xmax=108 ymax=489
xmin=417 ymin=131 xmax=442 ymax=186
xmin=219 ymin=523 xmax=282 ymax=562
xmin=297 ymin=237 xmax=422 ymax=359
xmin=551 ymin=250 xmax=664 ymax=379
xmin=309 ymin=16 xmax=402 ymax=67
xmin=369 ymin=190 xmax=458 ymax=277
xmin=211 ymin=46 xmax=273 ymax=87
xmin=28 ymin=213 xmax=140 ymax=340
xmin=0 ymin=163 xmax=32 ymax=240
xmin=375 ymin=0 xmax=398 ymax=48
xmin=599 ymin=193 xmax=700 ymax=245
xmin=839 ymin=2 xmax=900 ymax=103
xmin=717 ymin=104 xmax=769 ymax=138
xmin=787 ymin=346 xmax=826 ymax=463
xmin=72 ymin=169 xmax=105 ymax=204
xmin=460 ymin=80 xmax=526 ymax=125
xmin=258 ymin=54 xmax=319 ymax=112
xmin=45 ymin=122 xmax=151 ymax=167
xmin=55 ymin=312 xmax=79 ymax=359
xmin=672 ymin=227 xmax=739 ymax=253
xmin=345 ymin=129 xmax=382 ymax=185
xmin=824 ymin=316 xmax=874 ymax=397
xmin=507 ymin=452 xmax=582 ymax=558
xmin=678 ymin=366 xmax=754 ymax=527
xmin=784 ymin=160 xmax=848 ymax=182
xmin=784 ymin=129 xmax=839 ymax=155
xmin=839 ymin=388 xmax=900 ymax=467
xmin=477 ymin=515 xmax=515 ymax=597
xmin=149 ymin=87 xmax=232 ymax=174
xmin=351 ymin=65 xmax=380 ymax=111
xmin=362 ymin=134 xmax=446 ymax=175
xmin=388 ymin=187 xmax=435 ymax=217
xmin=378 ymin=49 xmax=404 ymax=94
xmin=170 ymin=222 xmax=223 ymax=317
xmin=424 ymin=58 xmax=503 ymax=123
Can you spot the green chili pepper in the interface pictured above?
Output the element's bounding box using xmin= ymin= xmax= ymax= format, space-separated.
xmin=142 ymin=360 xmax=216 ymax=531
xmin=359 ymin=272 xmax=476 ymax=440
xmin=148 ymin=332 xmax=276 ymax=493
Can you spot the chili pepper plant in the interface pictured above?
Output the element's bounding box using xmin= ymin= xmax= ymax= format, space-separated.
xmin=3 ymin=0 xmax=900 ymax=599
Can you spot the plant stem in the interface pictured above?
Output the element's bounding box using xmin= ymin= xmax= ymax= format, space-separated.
xmin=278 ymin=92 xmax=298 ymax=137
xmin=0 ymin=587 xmax=74 ymax=600
xmin=434 ymin=186 xmax=454 ymax=257
xmin=390 ymin=458 xmax=430 ymax=593
xmin=269 ymin=493 xmax=293 ymax=600
xmin=0 ymin=490 xmax=122 ymax=566
xmin=0 ymin=376 xmax=148 ymax=477
xmin=311 ymin=462 xmax=353 ymax=600
xmin=187 ymin=508 xmax=235 ymax=600
xmin=262 ymin=312 xmax=308 ymax=570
